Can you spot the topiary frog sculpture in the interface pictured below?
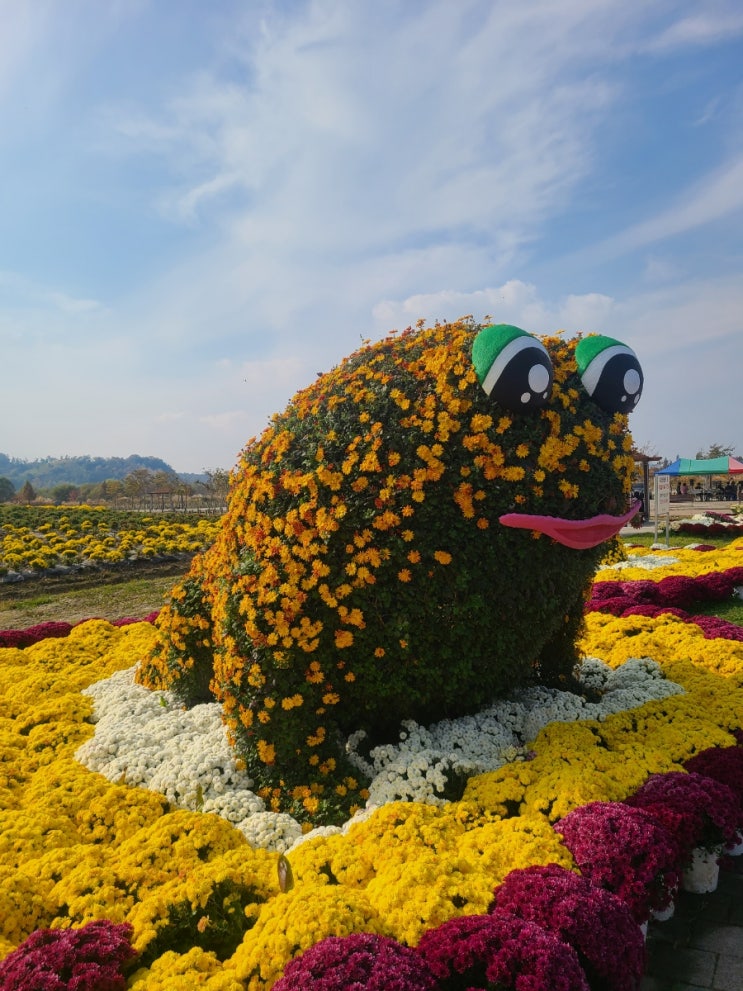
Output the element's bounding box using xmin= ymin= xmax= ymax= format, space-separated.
xmin=138 ymin=318 xmax=642 ymax=822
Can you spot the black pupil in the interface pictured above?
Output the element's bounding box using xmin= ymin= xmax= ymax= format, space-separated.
xmin=591 ymin=354 xmax=642 ymax=413
xmin=493 ymin=348 xmax=552 ymax=409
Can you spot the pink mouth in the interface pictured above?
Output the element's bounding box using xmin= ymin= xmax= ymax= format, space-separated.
xmin=499 ymin=501 xmax=641 ymax=550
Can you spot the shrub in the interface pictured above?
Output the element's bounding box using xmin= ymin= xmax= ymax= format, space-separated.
xmin=416 ymin=911 xmax=590 ymax=991
xmin=0 ymin=920 xmax=136 ymax=991
xmin=554 ymin=800 xmax=680 ymax=922
xmin=140 ymin=320 xmax=637 ymax=821
xmin=489 ymin=863 xmax=644 ymax=991
xmin=272 ymin=933 xmax=439 ymax=991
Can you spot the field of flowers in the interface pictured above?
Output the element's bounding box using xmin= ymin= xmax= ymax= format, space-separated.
xmin=1 ymin=529 xmax=742 ymax=990
xmin=0 ymin=506 xmax=221 ymax=576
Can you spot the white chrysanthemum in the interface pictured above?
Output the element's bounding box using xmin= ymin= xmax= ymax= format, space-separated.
xmin=600 ymin=553 xmax=679 ymax=571
xmin=75 ymin=653 xmax=684 ymax=845
xmin=235 ymin=812 xmax=303 ymax=853
xmin=76 ymin=667 xmax=266 ymax=814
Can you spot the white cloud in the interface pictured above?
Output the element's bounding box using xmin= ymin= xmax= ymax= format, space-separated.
xmin=373 ymin=280 xmax=616 ymax=337
xmin=644 ymin=7 xmax=743 ymax=52
xmin=692 ymin=95 xmax=723 ymax=127
xmin=105 ymin=1 xmax=623 ymax=256
xmin=600 ymin=155 xmax=743 ymax=255
xmin=642 ymin=255 xmax=681 ymax=284
xmin=1 ymin=2 xmax=742 ymax=471
xmin=48 ymin=292 xmax=102 ymax=314
xmin=0 ymin=270 xmax=101 ymax=314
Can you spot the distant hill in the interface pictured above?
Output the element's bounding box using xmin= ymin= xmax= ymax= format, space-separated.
xmin=0 ymin=453 xmax=183 ymax=488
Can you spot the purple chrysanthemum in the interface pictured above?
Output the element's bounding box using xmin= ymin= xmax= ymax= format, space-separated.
xmin=625 ymin=771 xmax=740 ymax=856
xmin=554 ymin=801 xmax=680 ymax=923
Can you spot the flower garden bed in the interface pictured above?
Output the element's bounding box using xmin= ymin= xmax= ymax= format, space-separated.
xmin=670 ymin=509 xmax=743 ymax=538
xmin=1 ymin=537 xmax=742 ymax=989
xmin=0 ymin=505 xmax=221 ymax=579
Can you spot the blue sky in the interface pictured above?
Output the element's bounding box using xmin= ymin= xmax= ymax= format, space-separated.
xmin=1 ymin=0 xmax=742 ymax=474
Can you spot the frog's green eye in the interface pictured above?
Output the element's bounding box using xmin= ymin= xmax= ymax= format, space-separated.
xmin=575 ymin=335 xmax=643 ymax=413
xmin=472 ymin=324 xmax=553 ymax=411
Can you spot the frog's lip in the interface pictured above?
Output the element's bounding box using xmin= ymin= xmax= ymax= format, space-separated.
xmin=499 ymin=501 xmax=641 ymax=550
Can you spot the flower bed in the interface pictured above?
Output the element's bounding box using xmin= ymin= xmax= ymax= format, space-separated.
xmin=0 ymin=505 xmax=220 ymax=577
xmin=0 ymin=614 xmax=159 ymax=649
xmin=488 ymin=863 xmax=644 ymax=991
xmin=586 ymin=563 xmax=743 ymax=640
xmin=671 ymin=510 xmax=743 ymax=537
xmin=1 ymin=538 xmax=742 ymax=988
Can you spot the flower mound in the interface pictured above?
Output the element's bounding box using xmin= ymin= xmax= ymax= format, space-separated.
xmin=416 ymin=911 xmax=590 ymax=991
xmin=624 ymin=771 xmax=740 ymax=856
xmin=554 ymin=801 xmax=680 ymax=922
xmin=0 ymin=920 xmax=137 ymax=991
xmin=272 ymin=933 xmax=438 ymax=991
xmin=489 ymin=863 xmax=645 ymax=991
xmin=684 ymin=745 xmax=743 ymax=808
xmin=586 ymin=567 xmax=743 ymax=642
xmin=0 ymin=621 xmax=73 ymax=649
xmin=137 ymin=319 xmax=636 ymax=821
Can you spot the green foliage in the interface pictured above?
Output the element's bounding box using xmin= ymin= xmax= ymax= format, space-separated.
xmin=0 ymin=477 xmax=14 ymax=503
xmin=137 ymin=878 xmax=262 ymax=966
xmin=49 ymin=483 xmax=80 ymax=504
xmin=18 ymin=481 xmax=36 ymax=504
xmin=0 ymin=452 xmax=175 ymax=488
xmin=142 ymin=319 xmax=637 ymax=822
xmin=138 ymin=575 xmax=216 ymax=704
xmin=695 ymin=443 xmax=736 ymax=459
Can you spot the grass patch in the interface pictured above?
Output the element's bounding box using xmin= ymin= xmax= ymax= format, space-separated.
xmin=3 ymin=594 xmax=55 ymax=610
xmin=687 ymin=597 xmax=743 ymax=627
xmin=0 ymin=574 xmax=179 ymax=630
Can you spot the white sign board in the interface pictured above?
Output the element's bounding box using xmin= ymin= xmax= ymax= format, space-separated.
xmin=655 ymin=474 xmax=670 ymax=516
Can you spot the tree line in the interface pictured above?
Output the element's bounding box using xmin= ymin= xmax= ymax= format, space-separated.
xmin=0 ymin=468 xmax=230 ymax=513
xmin=0 ymin=453 xmax=181 ymax=488
xmin=2 ymin=444 xmax=737 ymax=513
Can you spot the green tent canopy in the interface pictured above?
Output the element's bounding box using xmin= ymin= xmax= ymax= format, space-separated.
xmin=656 ymin=456 xmax=743 ymax=476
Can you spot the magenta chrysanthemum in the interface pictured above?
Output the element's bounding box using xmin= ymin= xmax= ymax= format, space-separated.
xmin=0 ymin=920 xmax=136 ymax=991
xmin=489 ymin=863 xmax=644 ymax=991
xmin=416 ymin=911 xmax=589 ymax=991
xmin=272 ymin=933 xmax=438 ymax=991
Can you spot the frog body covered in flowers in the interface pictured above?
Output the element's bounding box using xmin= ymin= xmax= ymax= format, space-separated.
xmin=139 ymin=319 xmax=642 ymax=819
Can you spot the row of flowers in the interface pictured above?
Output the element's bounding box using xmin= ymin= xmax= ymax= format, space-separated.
xmin=3 ymin=536 xmax=739 ymax=649
xmin=671 ymin=509 xmax=743 ymax=537
xmin=0 ymin=615 xmax=159 ymax=650
xmin=587 ymin=566 xmax=743 ymax=640
xmin=0 ymin=506 xmax=221 ymax=575
xmin=1 ymin=539 xmax=742 ymax=988
xmin=3 ymin=739 xmax=742 ymax=990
